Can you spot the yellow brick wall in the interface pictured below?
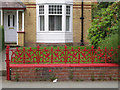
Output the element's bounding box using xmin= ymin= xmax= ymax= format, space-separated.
xmin=73 ymin=1 xmax=91 ymax=45
xmin=21 ymin=1 xmax=36 ymax=47
xmin=73 ymin=7 xmax=81 ymax=43
xmin=83 ymin=8 xmax=91 ymax=44
xmin=19 ymin=1 xmax=92 ymax=46
xmin=18 ymin=33 xmax=25 ymax=46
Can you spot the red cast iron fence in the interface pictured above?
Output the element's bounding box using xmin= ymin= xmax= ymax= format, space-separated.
xmin=5 ymin=45 xmax=119 ymax=80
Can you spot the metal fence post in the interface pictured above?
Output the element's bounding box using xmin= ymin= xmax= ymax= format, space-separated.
xmin=37 ymin=45 xmax=40 ymax=64
xmin=23 ymin=47 xmax=25 ymax=64
xmin=64 ymin=45 xmax=67 ymax=64
xmin=51 ymin=47 xmax=53 ymax=64
xmin=5 ymin=45 xmax=10 ymax=80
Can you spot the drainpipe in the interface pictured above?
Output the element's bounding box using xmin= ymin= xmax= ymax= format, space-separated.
xmin=80 ymin=0 xmax=84 ymax=46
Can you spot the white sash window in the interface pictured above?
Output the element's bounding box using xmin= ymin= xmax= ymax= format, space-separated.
xmin=38 ymin=4 xmax=72 ymax=32
xmin=36 ymin=1 xmax=73 ymax=43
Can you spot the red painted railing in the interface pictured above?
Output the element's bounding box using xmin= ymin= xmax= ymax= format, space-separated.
xmin=8 ymin=45 xmax=118 ymax=64
xmin=6 ymin=45 xmax=119 ymax=80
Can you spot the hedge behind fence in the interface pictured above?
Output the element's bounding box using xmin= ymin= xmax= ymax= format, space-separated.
xmin=0 ymin=26 xmax=5 ymax=51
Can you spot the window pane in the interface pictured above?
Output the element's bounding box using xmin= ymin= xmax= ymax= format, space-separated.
xmin=66 ymin=6 xmax=70 ymax=15
xmin=40 ymin=16 xmax=44 ymax=31
xmin=49 ymin=16 xmax=62 ymax=31
xmin=66 ymin=16 xmax=70 ymax=31
xmin=49 ymin=16 xmax=54 ymax=31
xmin=8 ymin=15 xmax=10 ymax=27
xmin=49 ymin=5 xmax=62 ymax=14
xmin=39 ymin=5 xmax=44 ymax=14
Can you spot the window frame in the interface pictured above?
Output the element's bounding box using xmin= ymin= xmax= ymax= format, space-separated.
xmin=48 ymin=5 xmax=62 ymax=31
xmin=39 ymin=5 xmax=45 ymax=31
xmin=66 ymin=5 xmax=70 ymax=32
xmin=37 ymin=4 xmax=72 ymax=33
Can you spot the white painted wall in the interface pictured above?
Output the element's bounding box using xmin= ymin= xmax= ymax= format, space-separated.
xmin=65 ymin=32 xmax=73 ymax=42
xmin=37 ymin=32 xmax=73 ymax=43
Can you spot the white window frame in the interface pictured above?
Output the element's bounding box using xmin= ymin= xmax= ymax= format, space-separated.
xmin=37 ymin=4 xmax=73 ymax=33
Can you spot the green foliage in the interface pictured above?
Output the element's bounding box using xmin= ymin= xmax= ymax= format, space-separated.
xmin=0 ymin=26 xmax=5 ymax=50
xmin=88 ymin=2 xmax=120 ymax=48
xmin=49 ymin=74 xmax=57 ymax=81
xmin=98 ymin=34 xmax=119 ymax=64
xmin=92 ymin=2 xmax=113 ymax=19
xmin=91 ymin=72 xmax=95 ymax=81
xmin=98 ymin=34 xmax=118 ymax=49
xmin=69 ymin=70 xmax=73 ymax=80
xmin=101 ymin=73 xmax=105 ymax=81
xmin=113 ymin=78 xmax=117 ymax=81
xmin=2 ymin=26 xmax=4 ymax=50
xmin=49 ymin=70 xmax=57 ymax=81
xmin=35 ymin=68 xmax=43 ymax=72
xmin=109 ymin=74 xmax=112 ymax=80
xmin=15 ymin=73 xmax=19 ymax=81
xmin=118 ymin=4 xmax=120 ymax=64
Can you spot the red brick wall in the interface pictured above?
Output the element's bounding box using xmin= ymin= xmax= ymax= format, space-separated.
xmin=10 ymin=67 xmax=119 ymax=81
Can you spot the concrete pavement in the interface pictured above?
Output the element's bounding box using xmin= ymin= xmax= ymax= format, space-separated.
xmin=0 ymin=50 xmax=6 ymax=71
xmin=1 ymin=76 xmax=119 ymax=88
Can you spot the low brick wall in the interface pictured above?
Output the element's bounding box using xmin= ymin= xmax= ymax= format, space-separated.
xmin=10 ymin=67 xmax=119 ymax=81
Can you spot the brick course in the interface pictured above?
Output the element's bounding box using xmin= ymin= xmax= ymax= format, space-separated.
xmin=10 ymin=67 xmax=119 ymax=81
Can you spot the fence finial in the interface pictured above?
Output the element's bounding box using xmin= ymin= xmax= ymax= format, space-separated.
xmin=6 ymin=45 xmax=10 ymax=49
xmin=51 ymin=47 xmax=53 ymax=52
xmin=37 ymin=45 xmax=40 ymax=49
xmin=105 ymin=47 xmax=107 ymax=52
xmin=110 ymin=47 xmax=113 ymax=51
xmin=91 ymin=45 xmax=94 ymax=49
xmin=64 ymin=45 xmax=67 ymax=49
